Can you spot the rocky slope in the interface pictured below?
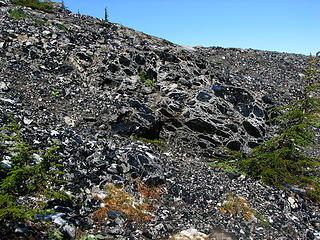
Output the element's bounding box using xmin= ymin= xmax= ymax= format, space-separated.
xmin=0 ymin=1 xmax=319 ymax=239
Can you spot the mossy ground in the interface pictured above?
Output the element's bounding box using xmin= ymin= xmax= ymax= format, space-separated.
xmin=10 ymin=0 xmax=55 ymax=13
xmin=8 ymin=8 xmax=29 ymax=20
xmin=131 ymin=135 xmax=167 ymax=150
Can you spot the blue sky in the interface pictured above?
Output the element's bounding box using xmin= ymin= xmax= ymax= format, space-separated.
xmin=64 ymin=0 xmax=319 ymax=55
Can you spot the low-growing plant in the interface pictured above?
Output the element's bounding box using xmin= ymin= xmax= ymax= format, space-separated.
xmin=34 ymin=17 xmax=45 ymax=25
xmin=56 ymin=22 xmax=68 ymax=31
xmin=255 ymin=212 xmax=271 ymax=227
xmin=219 ymin=193 xmax=271 ymax=226
xmin=218 ymin=193 xmax=254 ymax=221
xmin=47 ymin=228 xmax=64 ymax=240
xmin=92 ymin=184 xmax=155 ymax=222
xmin=8 ymin=8 xmax=29 ymax=20
xmin=136 ymin=182 xmax=164 ymax=200
xmin=10 ymin=0 xmax=55 ymax=13
xmin=208 ymin=161 xmax=239 ymax=174
xmin=131 ymin=135 xmax=166 ymax=150
xmin=139 ymin=70 xmax=155 ymax=87
xmin=8 ymin=7 xmax=48 ymax=25
xmin=208 ymin=146 xmax=243 ymax=174
xmin=51 ymin=89 xmax=61 ymax=97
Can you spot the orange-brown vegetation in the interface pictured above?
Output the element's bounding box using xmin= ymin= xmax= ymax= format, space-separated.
xmin=92 ymin=184 xmax=155 ymax=223
xmin=218 ymin=193 xmax=254 ymax=221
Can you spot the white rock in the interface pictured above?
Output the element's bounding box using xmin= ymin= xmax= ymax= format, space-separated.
xmin=42 ymin=30 xmax=51 ymax=36
xmin=63 ymin=224 xmax=75 ymax=238
xmin=33 ymin=153 xmax=42 ymax=163
xmin=64 ymin=116 xmax=75 ymax=127
xmin=170 ymin=228 xmax=209 ymax=240
xmin=1 ymin=160 xmax=12 ymax=169
xmin=239 ymin=174 xmax=246 ymax=180
xmin=145 ymin=151 xmax=156 ymax=160
xmin=169 ymin=83 xmax=178 ymax=90
xmin=23 ymin=117 xmax=33 ymax=125
xmin=25 ymin=40 xmax=33 ymax=46
xmin=0 ymin=81 xmax=8 ymax=91
xmin=288 ymin=196 xmax=298 ymax=209
xmin=314 ymin=232 xmax=320 ymax=239
xmin=97 ymin=192 xmax=107 ymax=200
xmin=50 ymin=130 xmax=59 ymax=136
xmin=0 ymin=98 xmax=15 ymax=104
xmin=53 ymin=216 xmax=67 ymax=226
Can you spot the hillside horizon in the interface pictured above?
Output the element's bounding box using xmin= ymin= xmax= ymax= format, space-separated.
xmin=0 ymin=1 xmax=319 ymax=239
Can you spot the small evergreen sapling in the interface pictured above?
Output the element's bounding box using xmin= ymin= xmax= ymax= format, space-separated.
xmin=0 ymin=117 xmax=65 ymax=223
xmin=61 ymin=0 xmax=65 ymax=10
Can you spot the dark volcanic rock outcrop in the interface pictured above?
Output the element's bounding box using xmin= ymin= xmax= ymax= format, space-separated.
xmin=0 ymin=3 xmax=307 ymax=157
xmin=0 ymin=2 xmax=319 ymax=240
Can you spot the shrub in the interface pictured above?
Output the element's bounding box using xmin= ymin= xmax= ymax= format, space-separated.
xmin=10 ymin=0 xmax=55 ymax=13
xmin=136 ymin=182 xmax=164 ymax=200
xmin=8 ymin=8 xmax=48 ymax=25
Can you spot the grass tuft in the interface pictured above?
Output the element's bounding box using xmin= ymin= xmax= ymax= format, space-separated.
xmin=218 ymin=193 xmax=254 ymax=221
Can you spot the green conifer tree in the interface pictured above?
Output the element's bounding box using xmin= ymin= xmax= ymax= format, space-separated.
xmin=104 ymin=7 xmax=109 ymax=22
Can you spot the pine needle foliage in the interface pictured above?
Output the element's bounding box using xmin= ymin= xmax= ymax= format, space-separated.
xmin=0 ymin=116 xmax=63 ymax=222
xmin=218 ymin=55 xmax=320 ymax=200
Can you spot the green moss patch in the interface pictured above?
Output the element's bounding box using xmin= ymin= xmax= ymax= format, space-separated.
xmin=10 ymin=0 xmax=55 ymax=13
